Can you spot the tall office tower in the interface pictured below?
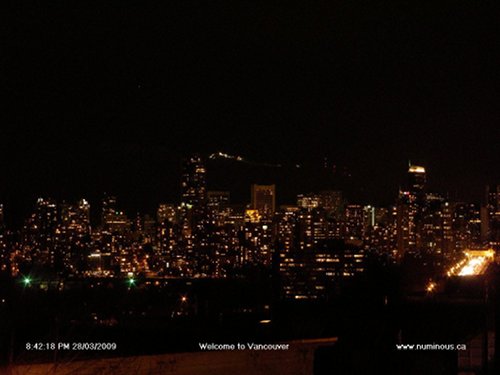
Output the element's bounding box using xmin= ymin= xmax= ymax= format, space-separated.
xmin=60 ymin=198 xmax=90 ymax=228
xmin=0 ymin=204 xmax=7 ymax=275
xmin=157 ymin=204 xmax=177 ymax=224
xmin=396 ymin=198 xmax=411 ymax=258
xmin=344 ymin=205 xmax=364 ymax=240
xmin=101 ymin=193 xmax=117 ymax=228
xmin=362 ymin=206 xmax=398 ymax=260
xmin=78 ymin=199 xmax=91 ymax=224
xmin=453 ymin=203 xmax=481 ymax=253
xmin=293 ymin=205 xmax=338 ymax=250
xmin=57 ymin=199 xmax=91 ymax=274
xmin=418 ymin=193 xmax=447 ymax=254
xmin=100 ymin=195 xmax=129 ymax=234
xmin=441 ymin=202 xmax=454 ymax=257
xmin=180 ymin=155 xmax=210 ymax=275
xmin=396 ymin=164 xmax=427 ymax=257
xmin=483 ymin=185 xmax=500 ymax=248
xmin=23 ymin=198 xmax=58 ymax=270
xmin=408 ymin=164 xmax=426 ymax=193
xmin=0 ymin=204 xmax=4 ymax=229
xmin=318 ymin=190 xmax=344 ymax=219
xmin=156 ymin=204 xmax=180 ymax=275
xmin=251 ymin=184 xmax=276 ymax=217
xmin=207 ymin=191 xmax=231 ymax=227
xmin=105 ymin=210 xmax=130 ymax=234
xmin=240 ymin=221 xmax=273 ymax=266
xmin=181 ymin=154 xmax=207 ymax=208
xmin=408 ymin=164 xmax=427 ymax=225
xmin=276 ymin=206 xmax=299 ymax=253
xmin=297 ymin=209 xmax=314 ymax=250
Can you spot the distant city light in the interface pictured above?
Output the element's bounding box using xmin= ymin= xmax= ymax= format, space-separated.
xmin=0 ymin=157 xmax=496 ymax=303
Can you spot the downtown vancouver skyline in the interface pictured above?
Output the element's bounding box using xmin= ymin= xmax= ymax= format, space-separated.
xmin=0 ymin=153 xmax=495 ymax=228
xmin=3 ymin=2 xmax=500 ymax=373
xmin=1 ymin=155 xmax=498 ymax=297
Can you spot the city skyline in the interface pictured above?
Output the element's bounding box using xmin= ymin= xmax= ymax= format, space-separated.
xmin=1 ymin=157 xmax=496 ymax=285
xmin=0 ymin=154 xmax=496 ymax=228
xmin=4 ymin=2 xmax=500 ymax=372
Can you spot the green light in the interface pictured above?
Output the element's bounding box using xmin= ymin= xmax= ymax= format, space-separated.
xmin=128 ymin=278 xmax=135 ymax=286
xmin=23 ymin=277 xmax=31 ymax=286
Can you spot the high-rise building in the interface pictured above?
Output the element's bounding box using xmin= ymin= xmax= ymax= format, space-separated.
xmin=251 ymin=184 xmax=276 ymax=216
xmin=57 ymin=199 xmax=91 ymax=274
xmin=408 ymin=164 xmax=426 ymax=192
xmin=453 ymin=203 xmax=481 ymax=252
xmin=157 ymin=204 xmax=177 ymax=224
xmin=0 ymin=204 xmax=8 ymax=275
xmin=276 ymin=206 xmax=299 ymax=254
xmin=318 ymin=190 xmax=344 ymax=219
xmin=101 ymin=193 xmax=117 ymax=228
xmin=180 ymin=155 xmax=210 ymax=276
xmin=156 ymin=204 xmax=181 ymax=276
xmin=344 ymin=205 xmax=364 ymax=240
xmin=181 ymin=154 xmax=207 ymax=208
xmin=23 ymin=198 xmax=58 ymax=269
xmin=483 ymin=185 xmax=500 ymax=249
xmin=207 ymin=191 xmax=231 ymax=227
xmin=396 ymin=164 xmax=427 ymax=257
xmin=100 ymin=195 xmax=129 ymax=234
xmin=0 ymin=204 xmax=4 ymax=229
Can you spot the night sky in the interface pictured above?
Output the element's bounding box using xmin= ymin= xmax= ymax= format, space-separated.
xmin=3 ymin=1 xmax=500 ymax=225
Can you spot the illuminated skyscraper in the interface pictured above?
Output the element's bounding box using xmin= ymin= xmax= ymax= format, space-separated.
xmin=180 ymin=155 xmax=210 ymax=275
xmin=23 ymin=198 xmax=58 ymax=269
xmin=181 ymin=154 xmax=207 ymax=208
xmin=101 ymin=195 xmax=129 ymax=234
xmin=251 ymin=184 xmax=276 ymax=216
xmin=408 ymin=164 xmax=426 ymax=193
xmin=483 ymin=185 xmax=500 ymax=249
xmin=101 ymin=193 xmax=117 ymax=228
xmin=396 ymin=164 xmax=427 ymax=257
xmin=0 ymin=204 xmax=4 ymax=229
xmin=0 ymin=204 xmax=7 ymax=275
xmin=156 ymin=204 xmax=180 ymax=275
xmin=453 ymin=203 xmax=481 ymax=252
xmin=344 ymin=205 xmax=364 ymax=240
xmin=57 ymin=199 xmax=91 ymax=274
xmin=157 ymin=204 xmax=177 ymax=224
xmin=276 ymin=206 xmax=299 ymax=254
xmin=207 ymin=191 xmax=231 ymax=228
xmin=318 ymin=190 xmax=344 ymax=219
xmin=61 ymin=199 xmax=90 ymax=227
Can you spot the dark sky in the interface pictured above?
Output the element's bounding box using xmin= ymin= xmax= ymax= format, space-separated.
xmin=3 ymin=1 xmax=500 ymax=224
